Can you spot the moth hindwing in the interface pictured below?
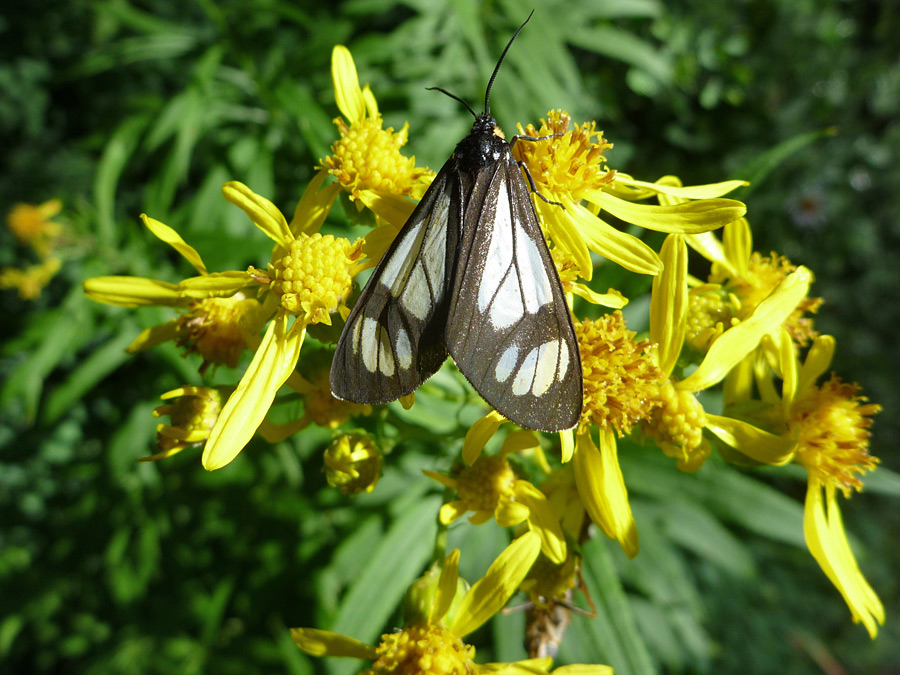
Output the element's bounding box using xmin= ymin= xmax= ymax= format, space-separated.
xmin=330 ymin=13 xmax=582 ymax=431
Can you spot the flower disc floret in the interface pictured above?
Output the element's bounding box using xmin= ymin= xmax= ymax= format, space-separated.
xmin=269 ymin=233 xmax=356 ymax=322
xmin=514 ymin=109 xmax=615 ymax=199
xmin=644 ymin=380 xmax=710 ymax=470
xmin=791 ymin=375 xmax=880 ymax=496
xmin=686 ymin=290 xmax=735 ymax=353
xmin=577 ymin=311 xmax=665 ymax=434
xmin=324 ymin=117 xmax=429 ymax=200
xmin=176 ymin=296 xmax=258 ymax=372
xmin=364 ymin=624 xmax=474 ymax=675
xmin=455 ymin=455 xmax=517 ymax=514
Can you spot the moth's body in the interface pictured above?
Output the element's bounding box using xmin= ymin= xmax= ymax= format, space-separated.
xmin=330 ymin=16 xmax=583 ymax=431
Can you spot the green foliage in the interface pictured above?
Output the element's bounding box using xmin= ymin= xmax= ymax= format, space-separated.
xmin=1 ymin=0 xmax=897 ymax=673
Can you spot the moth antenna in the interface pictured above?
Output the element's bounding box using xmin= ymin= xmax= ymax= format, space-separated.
xmin=426 ymin=86 xmax=478 ymax=119
xmin=483 ymin=10 xmax=534 ymax=114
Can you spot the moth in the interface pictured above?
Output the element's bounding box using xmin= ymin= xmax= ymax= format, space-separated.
xmin=330 ymin=13 xmax=582 ymax=431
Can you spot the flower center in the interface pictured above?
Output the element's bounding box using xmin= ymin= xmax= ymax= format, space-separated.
xmin=685 ymin=289 xmax=736 ymax=353
xmin=323 ymin=116 xmax=430 ymax=199
xmin=791 ymin=375 xmax=880 ymax=496
xmin=268 ymin=233 xmax=357 ymax=322
xmin=455 ymin=455 xmax=517 ymax=514
xmin=513 ymin=109 xmax=615 ymax=199
xmin=154 ymin=386 xmax=223 ymax=454
xmin=176 ymin=295 xmax=262 ymax=373
xmin=644 ymin=380 xmax=710 ymax=471
xmin=365 ymin=624 xmax=474 ymax=675
xmin=324 ymin=434 xmax=382 ymax=496
xmin=577 ymin=312 xmax=665 ymax=434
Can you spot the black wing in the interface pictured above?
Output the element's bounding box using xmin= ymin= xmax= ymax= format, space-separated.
xmin=330 ymin=165 xmax=460 ymax=403
xmin=445 ymin=151 xmax=582 ymax=431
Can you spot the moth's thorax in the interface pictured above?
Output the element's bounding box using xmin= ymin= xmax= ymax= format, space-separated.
xmin=454 ymin=113 xmax=508 ymax=172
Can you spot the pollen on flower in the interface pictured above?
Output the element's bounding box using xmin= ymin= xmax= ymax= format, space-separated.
xmin=685 ymin=289 xmax=736 ymax=353
xmin=175 ymin=295 xmax=261 ymax=374
xmin=455 ymin=455 xmax=517 ymax=514
xmin=513 ymin=109 xmax=615 ymax=199
xmin=268 ymin=233 xmax=361 ymax=323
xmin=643 ymin=380 xmax=710 ymax=471
xmin=712 ymin=251 xmax=823 ymax=347
xmin=790 ymin=375 xmax=880 ymax=496
xmin=324 ymin=116 xmax=431 ymax=200
xmin=577 ymin=312 xmax=665 ymax=435
xmin=365 ymin=623 xmax=474 ymax=675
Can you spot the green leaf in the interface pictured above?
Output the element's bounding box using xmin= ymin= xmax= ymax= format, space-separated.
xmin=735 ymin=128 xmax=836 ymax=197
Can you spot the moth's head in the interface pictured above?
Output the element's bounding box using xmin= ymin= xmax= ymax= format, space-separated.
xmin=471 ymin=113 xmax=499 ymax=138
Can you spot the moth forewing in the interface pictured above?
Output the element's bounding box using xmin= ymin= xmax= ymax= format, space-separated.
xmin=329 ymin=167 xmax=460 ymax=404
xmin=446 ymin=140 xmax=582 ymax=432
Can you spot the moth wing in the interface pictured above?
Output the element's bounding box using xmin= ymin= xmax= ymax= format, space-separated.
xmin=331 ymin=167 xmax=459 ymax=403
xmin=446 ymin=154 xmax=582 ymax=431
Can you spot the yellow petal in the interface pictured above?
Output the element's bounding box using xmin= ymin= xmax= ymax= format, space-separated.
xmin=573 ymin=428 xmax=638 ymax=558
xmin=126 ymin=321 xmax=178 ymax=353
xmin=479 ymin=657 xmax=554 ymax=674
xmin=571 ymin=283 xmax=628 ymax=309
xmin=202 ymin=316 xmax=305 ymax=470
xmin=803 ymin=482 xmax=884 ymax=638
xmin=797 ymin=334 xmax=835 ymax=397
xmin=357 ymin=189 xmax=419 ymax=232
xmin=552 ymin=666 xmax=615 ymax=675
xmin=423 ymin=469 xmax=457 ymax=490
xmin=722 ymin=218 xmax=752 ymax=278
xmin=515 ymin=480 xmax=567 ymax=564
xmin=575 ymin=204 xmax=662 ymax=275
xmin=83 ymin=276 xmax=181 ymax=307
xmin=586 ymin=189 xmax=746 ymax=234
xmin=499 ymin=430 xmax=541 ymax=456
xmin=440 ymin=501 xmax=468 ymax=525
xmin=678 ymin=266 xmax=812 ymax=392
xmin=331 ymin=45 xmax=366 ymax=125
xmin=615 ymin=174 xmax=747 ymax=200
xmin=431 ymin=548 xmax=461 ymax=625
xmin=559 ymin=428 xmax=574 ymax=463
xmin=290 ymin=627 xmax=378 ymax=659
xmin=540 ymin=199 xmax=593 ymax=280
xmin=361 ymin=84 xmax=379 ymax=118
xmin=685 ymin=231 xmax=729 ymax=271
xmin=140 ymin=214 xmax=207 ymax=275
xmin=463 ymin=411 xmax=505 ymax=465
xmin=703 ymin=414 xmax=796 ymax=465
xmin=222 ymin=181 xmax=292 ymax=246
xmin=290 ymin=169 xmax=341 ymax=236
xmin=651 ymin=234 xmax=687 ymax=376
xmin=177 ymin=271 xmax=256 ymax=298
xmin=449 ymin=531 xmax=541 ymax=638
xmin=494 ymin=500 xmax=529 ymax=527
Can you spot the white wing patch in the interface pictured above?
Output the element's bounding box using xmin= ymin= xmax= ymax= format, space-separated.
xmin=515 ymin=221 xmax=553 ymax=312
xmin=511 ymin=340 xmax=564 ymax=397
xmin=360 ymin=316 xmax=396 ymax=376
xmin=402 ymin=264 xmax=431 ymax=320
xmin=379 ymin=221 xmax=423 ymax=293
xmin=495 ymin=342 xmax=519 ymax=383
xmin=478 ymin=176 xmax=514 ymax=313
xmin=395 ymin=326 xmax=412 ymax=370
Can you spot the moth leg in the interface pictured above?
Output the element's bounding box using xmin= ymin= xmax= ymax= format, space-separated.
xmin=510 ymin=133 xmax=566 ymax=209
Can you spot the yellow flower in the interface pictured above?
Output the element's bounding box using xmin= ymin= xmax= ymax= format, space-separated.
xmin=144 ymin=386 xmax=225 ymax=461
xmin=685 ymin=217 xmax=823 ymax=351
xmin=715 ymin=334 xmax=884 ymax=637
xmin=425 ymin=431 xmax=567 ymax=565
xmin=324 ymin=434 xmax=382 ymax=495
xmin=85 ymin=174 xmax=360 ymax=470
xmin=292 ymin=532 xmax=611 ymax=674
xmin=0 ymin=257 xmax=61 ymax=300
xmin=323 ymin=45 xmax=433 ymax=263
xmin=290 ymin=366 xmax=372 ymax=429
xmin=6 ymin=199 xmax=63 ymax=257
xmin=513 ymin=110 xmax=747 ymax=279
xmin=643 ymin=234 xmax=807 ymax=472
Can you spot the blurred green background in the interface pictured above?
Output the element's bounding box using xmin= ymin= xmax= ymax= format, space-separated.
xmin=1 ymin=1 xmax=898 ymax=673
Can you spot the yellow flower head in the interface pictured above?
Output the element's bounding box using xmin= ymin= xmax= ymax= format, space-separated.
xmin=685 ymin=287 xmax=735 ymax=353
xmin=167 ymin=295 xmax=265 ymax=374
xmin=146 ymin=386 xmax=225 ymax=461
xmin=6 ymin=199 xmax=63 ymax=256
xmin=712 ymin=250 xmax=823 ymax=347
xmin=643 ymin=380 xmax=711 ymax=472
xmin=0 ymin=257 xmax=61 ymax=300
xmin=266 ymin=233 xmax=363 ymax=324
xmin=363 ymin=623 xmax=473 ymax=675
xmin=577 ymin=311 xmax=665 ymax=435
xmin=439 ymin=454 xmax=520 ymax=526
xmin=790 ymin=375 xmax=880 ymax=496
xmin=324 ymin=434 xmax=382 ymax=496
xmin=323 ymin=46 xmax=431 ymax=202
xmin=296 ymin=367 xmax=371 ymax=429
xmin=514 ymin=110 xmax=616 ymax=200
